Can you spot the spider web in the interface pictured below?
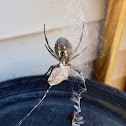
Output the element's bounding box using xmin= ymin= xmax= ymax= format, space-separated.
xmin=53 ymin=1 xmax=107 ymax=125
xmin=0 ymin=1 xmax=117 ymax=126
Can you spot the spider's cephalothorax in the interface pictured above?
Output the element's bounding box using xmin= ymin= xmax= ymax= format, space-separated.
xmin=55 ymin=37 xmax=73 ymax=65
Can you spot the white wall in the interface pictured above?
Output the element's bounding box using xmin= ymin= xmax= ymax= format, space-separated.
xmin=0 ymin=0 xmax=107 ymax=82
xmin=0 ymin=0 xmax=106 ymax=40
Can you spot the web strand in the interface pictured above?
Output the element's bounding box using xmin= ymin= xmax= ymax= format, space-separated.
xmin=15 ymin=85 xmax=52 ymax=126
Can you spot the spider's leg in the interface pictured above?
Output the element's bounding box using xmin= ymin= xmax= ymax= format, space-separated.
xmin=69 ymin=63 xmax=94 ymax=88
xmin=74 ymin=21 xmax=84 ymax=53
xmin=34 ymin=66 xmax=53 ymax=85
xmin=69 ymin=22 xmax=84 ymax=59
xmin=44 ymin=24 xmax=60 ymax=60
xmin=47 ymin=64 xmax=60 ymax=77
xmin=69 ymin=63 xmax=88 ymax=92
xmin=45 ymin=45 xmax=57 ymax=59
xmin=68 ymin=63 xmax=81 ymax=74
xmin=44 ymin=24 xmax=54 ymax=53
xmin=35 ymin=64 xmax=59 ymax=85
xmin=69 ymin=47 xmax=87 ymax=61
xmin=86 ymin=79 xmax=94 ymax=88
xmin=40 ymin=64 xmax=59 ymax=81
xmin=40 ymin=66 xmax=54 ymax=80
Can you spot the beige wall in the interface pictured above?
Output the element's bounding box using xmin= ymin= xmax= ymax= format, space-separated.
xmin=0 ymin=0 xmax=108 ymax=82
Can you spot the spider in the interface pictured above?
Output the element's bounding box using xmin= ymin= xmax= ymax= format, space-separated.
xmin=15 ymin=22 xmax=90 ymax=126
xmin=42 ymin=22 xmax=87 ymax=86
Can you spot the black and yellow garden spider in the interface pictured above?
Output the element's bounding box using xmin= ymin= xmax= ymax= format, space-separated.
xmin=15 ymin=22 xmax=91 ymax=126
xmin=42 ymin=22 xmax=88 ymax=86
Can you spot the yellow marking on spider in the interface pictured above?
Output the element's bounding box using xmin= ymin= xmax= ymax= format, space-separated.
xmin=58 ymin=50 xmax=61 ymax=57
xmin=63 ymin=61 xmax=66 ymax=65
xmin=64 ymin=46 xmax=66 ymax=49
xmin=58 ymin=46 xmax=60 ymax=49
xmin=64 ymin=50 xmax=67 ymax=57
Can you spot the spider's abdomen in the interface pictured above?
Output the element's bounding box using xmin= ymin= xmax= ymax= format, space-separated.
xmin=55 ymin=37 xmax=73 ymax=62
